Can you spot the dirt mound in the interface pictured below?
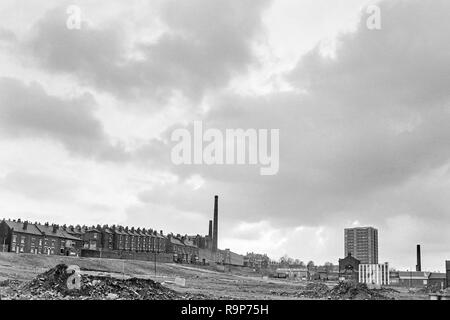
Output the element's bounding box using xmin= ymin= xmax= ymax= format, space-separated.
xmin=416 ymin=283 xmax=445 ymax=294
xmin=295 ymin=281 xmax=393 ymax=300
xmin=328 ymin=282 xmax=391 ymax=300
xmin=297 ymin=282 xmax=330 ymax=299
xmin=24 ymin=264 xmax=72 ymax=295
xmin=15 ymin=264 xmax=208 ymax=300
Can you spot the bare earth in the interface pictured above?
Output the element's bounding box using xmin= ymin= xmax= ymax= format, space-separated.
xmin=0 ymin=253 xmax=428 ymax=300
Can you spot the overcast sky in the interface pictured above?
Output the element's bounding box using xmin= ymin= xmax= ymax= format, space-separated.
xmin=0 ymin=0 xmax=449 ymax=272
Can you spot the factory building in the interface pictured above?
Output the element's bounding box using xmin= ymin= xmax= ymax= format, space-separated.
xmin=358 ymin=263 xmax=390 ymax=286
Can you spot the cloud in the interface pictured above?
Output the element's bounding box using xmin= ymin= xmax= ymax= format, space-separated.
xmin=0 ymin=77 xmax=126 ymax=161
xmin=23 ymin=0 xmax=271 ymax=103
xmin=127 ymin=0 xmax=450 ymax=235
xmin=0 ymin=0 xmax=449 ymax=270
xmin=0 ymin=170 xmax=78 ymax=201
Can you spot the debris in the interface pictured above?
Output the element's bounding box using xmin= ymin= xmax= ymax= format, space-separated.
xmin=106 ymin=293 xmax=118 ymax=300
xmin=297 ymin=282 xmax=330 ymax=299
xmin=328 ymin=282 xmax=392 ymax=300
xmin=295 ymin=281 xmax=393 ymax=300
xmin=4 ymin=264 xmax=209 ymax=300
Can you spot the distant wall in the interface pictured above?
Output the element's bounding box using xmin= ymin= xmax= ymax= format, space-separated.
xmin=198 ymin=248 xmax=244 ymax=266
xmin=81 ymin=249 xmax=173 ymax=263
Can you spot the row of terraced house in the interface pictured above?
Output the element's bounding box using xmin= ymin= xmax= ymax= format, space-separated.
xmin=0 ymin=218 xmax=207 ymax=264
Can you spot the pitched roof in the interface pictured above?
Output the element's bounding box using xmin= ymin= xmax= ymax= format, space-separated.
xmin=35 ymin=224 xmax=80 ymax=241
xmin=169 ymin=237 xmax=185 ymax=246
xmin=85 ymin=227 xmax=101 ymax=233
xmin=129 ymin=229 xmax=140 ymax=236
xmin=182 ymin=238 xmax=198 ymax=248
xmin=429 ymin=273 xmax=446 ymax=279
xmin=398 ymin=271 xmax=430 ymax=279
xmin=60 ymin=230 xmax=83 ymax=242
xmin=3 ymin=220 xmax=42 ymax=236
xmin=111 ymin=227 xmax=127 ymax=235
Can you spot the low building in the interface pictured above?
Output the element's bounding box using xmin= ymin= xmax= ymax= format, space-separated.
xmin=166 ymin=234 xmax=186 ymax=262
xmin=155 ymin=230 xmax=166 ymax=253
xmin=35 ymin=223 xmax=82 ymax=255
xmin=182 ymin=236 xmax=199 ymax=263
xmin=101 ymin=225 xmax=114 ymax=251
xmin=339 ymin=253 xmax=360 ymax=281
xmin=397 ymin=271 xmax=429 ymax=287
xmin=0 ymin=219 xmax=43 ymax=254
xmin=389 ymin=271 xmax=400 ymax=285
xmin=82 ymin=227 xmax=102 ymax=250
xmin=359 ymin=263 xmax=390 ymax=286
xmin=428 ymin=273 xmax=446 ymax=290
xmin=244 ymin=252 xmax=270 ymax=269
xmin=222 ymin=249 xmax=244 ymax=266
xmin=275 ymin=268 xmax=308 ymax=280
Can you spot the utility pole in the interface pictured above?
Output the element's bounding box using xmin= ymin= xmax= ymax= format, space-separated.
xmin=154 ymin=251 xmax=157 ymax=276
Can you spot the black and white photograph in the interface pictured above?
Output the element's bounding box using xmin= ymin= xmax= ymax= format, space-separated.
xmin=0 ymin=0 xmax=449 ymax=312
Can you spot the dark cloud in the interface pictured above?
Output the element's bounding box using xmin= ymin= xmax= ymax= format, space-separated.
xmin=0 ymin=77 xmax=127 ymax=161
xmin=129 ymin=0 xmax=450 ymax=229
xmin=24 ymin=0 xmax=271 ymax=103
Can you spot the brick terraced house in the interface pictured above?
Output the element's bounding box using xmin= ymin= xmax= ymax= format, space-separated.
xmin=0 ymin=196 xmax=244 ymax=265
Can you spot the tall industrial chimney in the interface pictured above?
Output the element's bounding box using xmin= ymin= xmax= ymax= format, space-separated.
xmin=213 ymin=195 xmax=218 ymax=252
xmin=416 ymin=244 xmax=421 ymax=272
xmin=208 ymin=220 xmax=213 ymax=238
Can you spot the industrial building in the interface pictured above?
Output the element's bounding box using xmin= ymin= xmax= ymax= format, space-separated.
xmin=338 ymin=253 xmax=360 ymax=282
xmin=358 ymin=263 xmax=390 ymax=286
xmin=344 ymin=227 xmax=378 ymax=264
xmin=275 ymin=268 xmax=308 ymax=280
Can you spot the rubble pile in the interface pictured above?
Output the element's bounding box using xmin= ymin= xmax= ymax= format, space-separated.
xmin=294 ymin=282 xmax=394 ymax=300
xmin=417 ymin=283 xmax=444 ymax=294
xmin=328 ymin=282 xmax=391 ymax=300
xmin=0 ymin=279 xmax=21 ymax=287
xmin=5 ymin=264 xmax=208 ymax=300
xmin=296 ymin=282 xmax=330 ymax=299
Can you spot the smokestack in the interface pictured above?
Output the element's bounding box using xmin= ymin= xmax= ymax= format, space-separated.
xmin=416 ymin=244 xmax=421 ymax=272
xmin=208 ymin=220 xmax=213 ymax=238
xmin=213 ymin=195 xmax=218 ymax=252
